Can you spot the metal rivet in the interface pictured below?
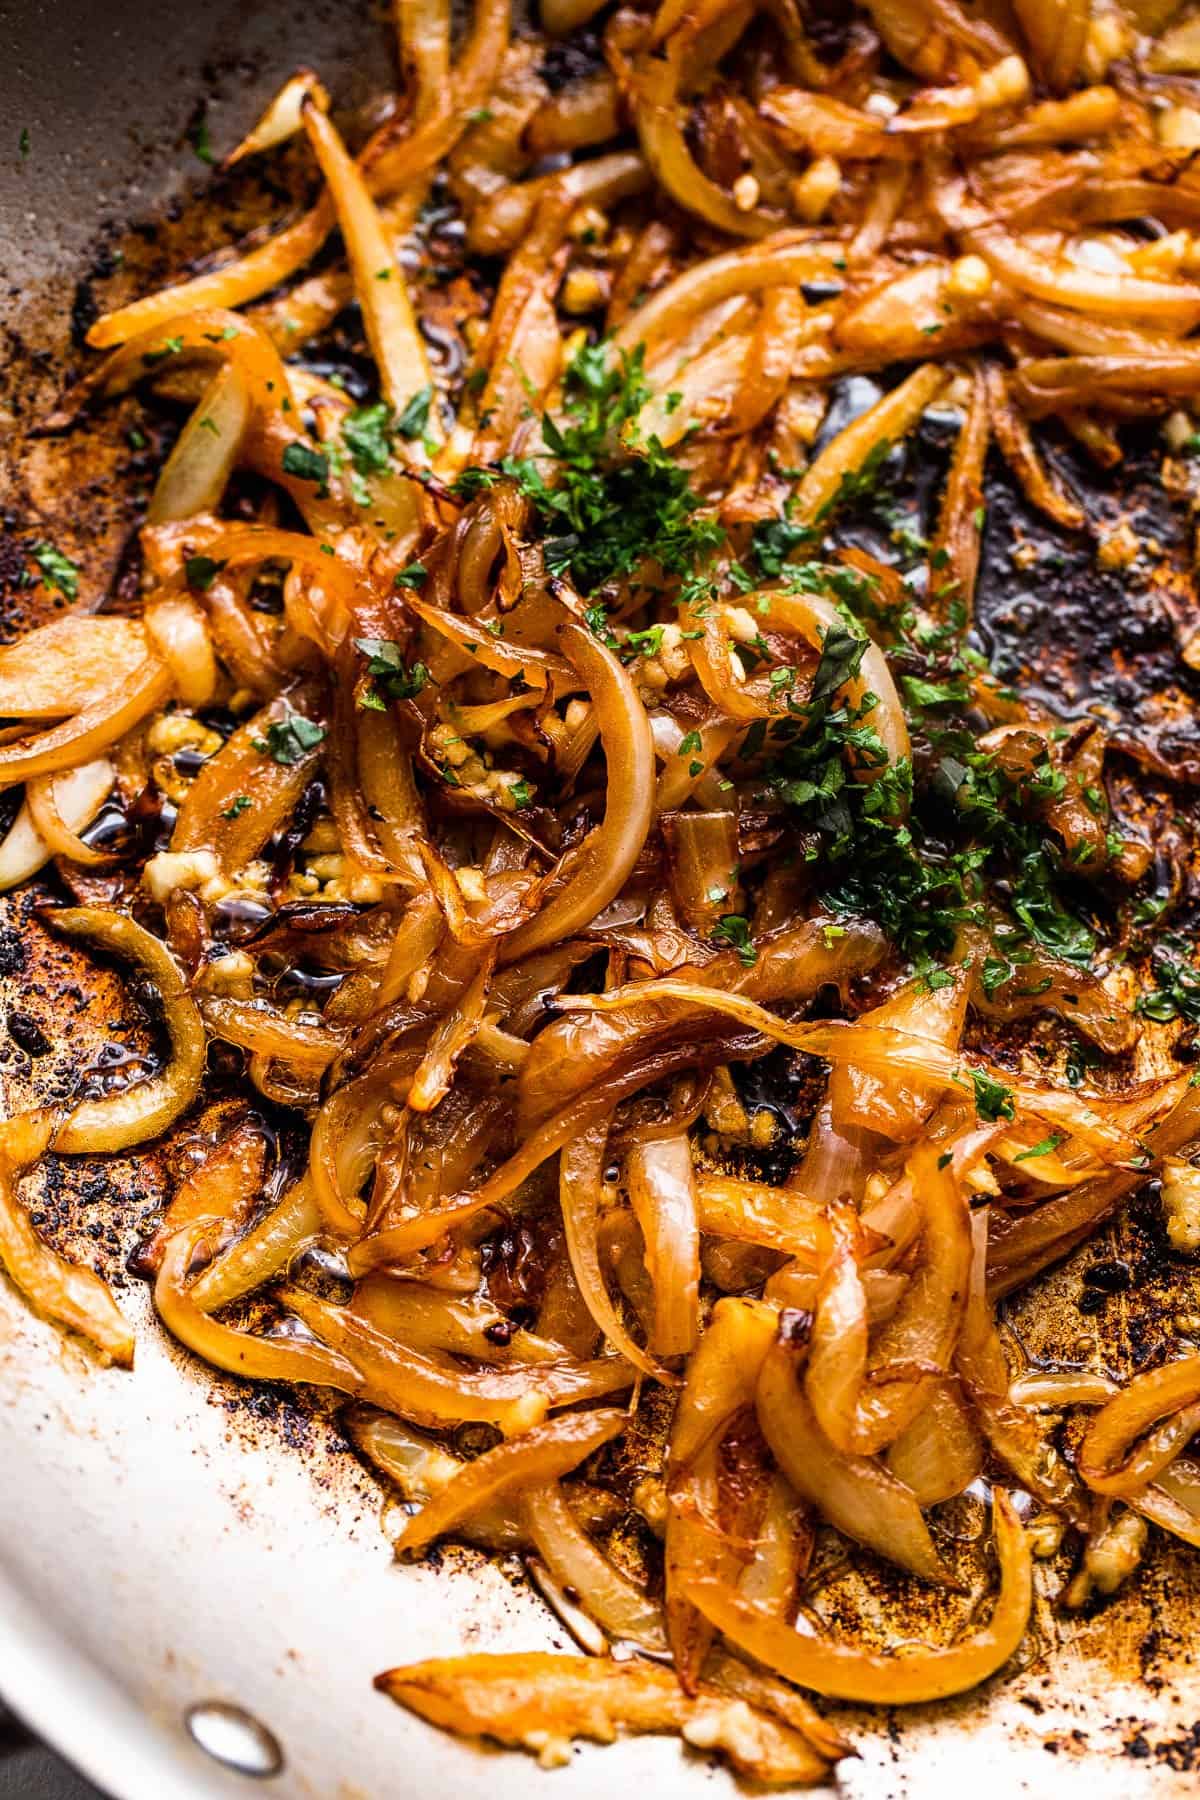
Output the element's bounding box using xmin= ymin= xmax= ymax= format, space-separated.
xmin=185 ymin=1702 xmax=284 ymax=1779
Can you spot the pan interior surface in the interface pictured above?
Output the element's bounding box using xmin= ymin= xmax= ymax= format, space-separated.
xmin=1 ymin=4 xmax=1199 ymax=1798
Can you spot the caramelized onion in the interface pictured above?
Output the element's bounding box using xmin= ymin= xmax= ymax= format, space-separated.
xmin=0 ymin=1110 xmax=134 ymax=1366
xmin=376 ymin=1653 xmax=833 ymax=1783
xmin=756 ymin=1329 xmax=951 ymax=1584
xmin=524 ymin=1483 xmax=669 ymax=1651
xmin=0 ymin=658 xmax=171 ymax=790
xmin=1078 ymin=1355 xmax=1200 ymax=1497
xmin=396 ymin=1408 xmax=625 ymax=1554
xmin=626 ymin=1134 xmax=700 ymax=1356
xmin=5 ymin=760 xmax=113 ymax=885
xmin=47 ymin=909 xmax=205 ymax=1155
xmin=500 ymin=615 xmax=654 ymax=962
xmin=684 ymin=1489 xmax=1031 ymax=1703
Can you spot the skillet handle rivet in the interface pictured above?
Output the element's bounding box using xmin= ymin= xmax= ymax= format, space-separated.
xmin=185 ymin=1702 xmax=284 ymax=1779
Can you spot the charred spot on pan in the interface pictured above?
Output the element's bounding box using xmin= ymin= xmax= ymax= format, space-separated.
xmin=6 ymin=1009 xmax=51 ymax=1057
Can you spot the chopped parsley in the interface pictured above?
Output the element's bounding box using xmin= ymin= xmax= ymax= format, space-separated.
xmin=221 ymin=795 xmax=252 ymax=820
xmin=395 ymin=386 xmax=433 ymax=440
xmin=455 ymin=339 xmax=724 ymax=594
xmin=1135 ymin=950 xmax=1200 ymax=1025
xmin=254 ymin=712 xmax=326 ymax=765
xmin=1014 ymin=1134 xmax=1065 ymax=1162
xmin=393 ymin=562 xmax=428 ymax=590
xmin=281 ymin=442 xmax=330 ymax=492
xmin=28 ymin=541 xmax=80 ymax=600
xmin=184 ymin=555 xmax=226 ymax=592
xmin=751 ymin=516 xmax=813 ymax=577
xmin=343 ymin=402 xmax=395 ymax=476
xmin=354 ymin=638 xmax=429 ymax=708
xmin=711 ymin=914 xmax=757 ymax=966
xmin=971 ymin=1068 xmax=1015 ymax=1123
xmin=142 ymin=335 xmax=184 ymax=366
xmin=189 ymin=107 xmax=215 ymax=165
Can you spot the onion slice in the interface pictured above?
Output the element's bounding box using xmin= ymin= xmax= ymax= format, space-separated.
xmin=523 ymin=1483 xmax=669 ymax=1651
xmin=47 ymin=909 xmax=206 ymax=1155
xmin=0 ymin=1109 xmax=134 ymax=1366
xmin=684 ymin=1489 xmax=1031 ymax=1704
xmin=396 ymin=1409 xmax=625 ymax=1555
xmin=1 ymin=760 xmax=113 ymax=888
xmin=626 ymin=1135 xmax=700 ymax=1357
xmin=500 ymin=614 xmax=654 ymax=962
xmin=0 ymin=619 xmax=149 ymax=719
xmin=756 ymin=1329 xmax=951 ymax=1584
xmin=301 ymin=100 xmax=437 ymax=434
xmin=1078 ymin=1355 xmax=1200 ymax=1497
xmin=0 ymin=657 xmax=171 ymax=790
xmin=375 ymin=1653 xmax=833 ymax=1783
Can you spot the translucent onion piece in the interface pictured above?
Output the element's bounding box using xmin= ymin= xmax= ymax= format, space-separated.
xmin=794 ymin=364 xmax=947 ymax=525
xmin=156 ymin=1223 xmax=362 ymax=1393
xmin=353 ymin=1278 xmax=563 ymax=1363
xmin=172 ymin=686 xmax=328 ymax=871
xmin=0 ymin=618 xmax=149 ymax=719
xmin=564 ymin=983 xmax=1140 ymax=1164
xmin=987 ymin=1080 xmax=1200 ymax=1294
xmin=396 ymin=1409 xmax=625 ymax=1554
xmin=1008 ymin=1371 xmax=1119 ymax=1408
xmin=626 ymin=1135 xmax=700 ymax=1356
xmin=375 ymin=1653 xmax=833 ymax=1784
xmin=199 ymin=996 xmax=341 ymax=1070
xmin=140 ymin=1118 xmax=268 ymax=1273
xmin=500 ymin=615 xmax=654 ymax=962
xmin=284 ymin=1285 xmax=633 ymax=1432
xmin=189 ymin=1178 xmax=322 ymax=1314
xmin=1131 ymin=1458 xmax=1200 ymax=1549
xmin=885 ymin=1379 xmax=983 ymax=1507
xmin=1078 ymin=1355 xmax=1200 ymax=1497
xmin=613 ymin=233 xmax=840 ymax=355
xmin=805 ymin=1199 xmax=869 ymax=1451
xmin=301 ymin=101 xmax=437 ymax=432
xmin=666 ymin=1438 xmax=744 ymax=1691
xmin=1011 ymin=0 xmax=1089 ymax=93
xmin=347 ymin=1408 xmax=525 ymax=1550
xmin=523 ymin=1484 xmax=669 ymax=1651
xmin=407 ymin=593 xmax=573 ymax=688
xmin=669 ymin=1296 xmax=778 ymax=1470
xmin=632 ymin=47 xmax=781 ymax=241
xmin=560 ymin=1119 xmax=673 ymax=1383
xmin=960 ymin=220 xmax=1200 ymax=329
xmin=147 ymin=362 xmax=251 ymax=524
xmin=0 ymin=657 xmax=170 ymax=791
xmin=0 ymin=759 xmax=113 ymax=890
xmin=756 ymin=1332 xmax=951 ymax=1584
xmin=929 ymin=362 xmax=988 ymax=626
xmin=984 ymin=362 xmax=1084 ymax=531
xmin=0 ymin=1109 xmax=134 ymax=1366
xmin=828 ymin=967 xmax=968 ymax=1142
xmin=87 ymin=202 xmax=335 ymax=349
xmin=684 ymin=1490 xmax=1032 ymax=1704
xmin=408 ymin=952 xmax=495 ymax=1111
xmin=845 ymin=1139 xmax=977 ymax=1455
xmin=959 ymin=1211 xmax=1085 ymax=1521
xmin=225 ymin=70 xmax=330 ymax=164
xmin=47 ymin=909 xmax=206 ymax=1155
xmin=143 ymin=595 xmax=218 ymax=708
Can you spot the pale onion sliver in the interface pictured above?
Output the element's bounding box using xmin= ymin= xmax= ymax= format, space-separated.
xmin=0 ymin=758 xmax=114 ymax=892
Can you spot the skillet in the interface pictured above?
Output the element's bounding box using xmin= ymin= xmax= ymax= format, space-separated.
xmin=1 ymin=3 xmax=1199 ymax=1794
